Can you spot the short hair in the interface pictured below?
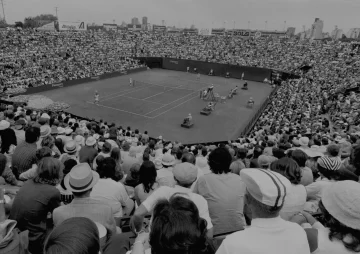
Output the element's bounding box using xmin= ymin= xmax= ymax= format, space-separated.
xmin=34 ymin=157 xmax=62 ymax=186
xmin=208 ymin=147 xmax=232 ymax=174
xmin=290 ymin=149 xmax=308 ymax=167
xmin=246 ymin=191 xmax=283 ymax=217
xmin=252 ymin=146 xmax=263 ymax=159
xmin=150 ymin=196 xmax=209 ymax=254
xmin=110 ymin=147 xmax=121 ymax=162
xmin=270 ymin=157 xmax=302 ymax=184
xmin=181 ymin=152 xmax=196 ymax=165
xmin=327 ymin=144 xmax=340 ymax=157
xmin=36 ymin=147 xmax=53 ymax=161
xmin=139 ymin=161 xmax=157 ymax=193
xmin=25 ymin=126 xmax=40 ymax=143
xmin=44 ymin=217 xmax=100 ymax=254
xmin=97 ymin=157 xmax=116 ymax=180
xmin=236 ymin=148 xmax=248 ymax=159
xmin=41 ymin=135 xmax=55 ymax=149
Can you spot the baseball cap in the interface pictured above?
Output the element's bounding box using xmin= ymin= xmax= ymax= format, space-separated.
xmin=240 ymin=168 xmax=291 ymax=207
xmin=173 ymin=162 xmax=198 ymax=185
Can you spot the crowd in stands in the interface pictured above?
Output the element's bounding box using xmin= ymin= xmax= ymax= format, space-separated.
xmin=0 ymin=29 xmax=359 ymax=254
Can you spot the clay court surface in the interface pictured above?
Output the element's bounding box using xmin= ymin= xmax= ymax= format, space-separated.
xmin=38 ymin=69 xmax=273 ymax=143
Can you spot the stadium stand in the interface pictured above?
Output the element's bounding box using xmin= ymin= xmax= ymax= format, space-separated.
xmin=0 ymin=29 xmax=359 ymax=254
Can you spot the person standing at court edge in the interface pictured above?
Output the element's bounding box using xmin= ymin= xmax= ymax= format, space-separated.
xmin=216 ymin=168 xmax=310 ymax=254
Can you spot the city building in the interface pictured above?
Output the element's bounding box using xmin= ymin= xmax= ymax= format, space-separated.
xmin=309 ymin=18 xmax=324 ymax=40
xmin=347 ymin=28 xmax=360 ymax=39
xmin=131 ymin=17 xmax=139 ymax=25
xmin=142 ymin=17 xmax=148 ymax=25
xmin=286 ymin=27 xmax=296 ymax=37
xmin=331 ymin=26 xmax=344 ymax=40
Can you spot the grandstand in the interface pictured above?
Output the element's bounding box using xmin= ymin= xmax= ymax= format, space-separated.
xmin=0 ymin=24 xmax=359 ymax=254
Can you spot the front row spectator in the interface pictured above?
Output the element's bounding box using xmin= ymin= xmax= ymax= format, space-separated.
xmin=130 ymin=196 xmax=216 ymax=254
xmin=9 ymin=157 xmax=62 ymax=254
xmin=52 ymin=163 xmax=117 ymax=235
xmin=44 ymin=217 xmax=101 ymax=254
xmin=216 ymin=168 xmax=310 ymax=254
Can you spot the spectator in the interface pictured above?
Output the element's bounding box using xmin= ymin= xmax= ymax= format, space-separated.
xmin=44 ymin=217 xmax=101 ymax=254
xmin=270 ymin=157 xmax=306 ymax=220
xmin=121 ymin=146 xmax=140 ymax=175
xmin=0 ymin=153 xmax=20 ymax=186
xmin=91 ymin=157 xmax=134 ymax=218
xmin=156 ymin=153 xmax=176 ymax=187
xmin=52 ymin=163 xmax=117 ymax=235
xmin=93 ymin=142 xmax=112 ymax=170
xmin=12 ymin=126 xmax=40 ymax=177
xmin=13 ymin=119 xmax=26 ymax=145
xmin=131 ymin=196 xmax=215 ymax=254
xmin=194 ymin=147 xmax=246 ymax=235
xmin=124 ymin=163 xmax=141 ymax=188
xmin=229 ymin=148 xmax=247 ymax=174
xmin=60 ymin=140 xmax=80 ymax=164
xmin=131 ymin=162 xmax=214 ymax=239
xmin=257 ymin=154 xmax=274 ymax=169
xmin=79 ymin=136 xmax=98 ymax=167
xmin=9 ymin=157 xmax=62 ymax=253
xmin=216 ymin=168 xmax=310 ymax=254
xmin=134 ymin=161 xmax=160 ymax=206
xmin=291 ymin=181 xmax=360 ymax=254
xmin=289 ymin=149 xmax=314 ymax=186
xmin=56 ymin=159 xmax=78 ymax=205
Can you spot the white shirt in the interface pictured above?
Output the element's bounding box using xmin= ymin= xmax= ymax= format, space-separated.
xmin=280 ymin=184 xmax=306 ymax=220
xmin=91 ymin=178 xmax=129 ymax=218
xmin=142 ymin=185 xmax=213 ymax=230
xmin=216 ymin=217 xmax=310 ymax=254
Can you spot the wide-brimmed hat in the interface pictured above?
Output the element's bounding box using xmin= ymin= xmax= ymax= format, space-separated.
xmin=74 ymin=135 xmax=85 ymax=147
xmin=85 ymin=136 xmax=96 ymax=146
xmin=57 ymin=127 xmax=65 ymax=135
xmin=64 ymin=163 xmax=99 ymax=193
xmin=64 ymin=140 xmax=78 ymax=154
xmin=51 ymin=126 xmax=58 ymax=135
xmin=14 ymin=119 xmax=26 ymax=130
xmin=299 ymin=137 xmax=309 ymax=147
xmin=40 ymin=125 xmax=51 ymax=138
xmin=65 ymin=128 xmax=73 ymax=135
xmin=322 ymin=181 xmax=360 ymax=230
xmin=0 ymin=120 xmax=10 ymax=130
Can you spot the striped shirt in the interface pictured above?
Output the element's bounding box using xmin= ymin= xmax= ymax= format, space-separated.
xmin=12 ymin=142 xmax=37 ymax=176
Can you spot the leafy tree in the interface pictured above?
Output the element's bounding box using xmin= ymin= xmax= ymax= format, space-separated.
xmin=24 ymin=14 xmax=57 ymax=28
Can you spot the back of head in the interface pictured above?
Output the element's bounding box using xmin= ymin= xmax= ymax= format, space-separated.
xmin=208 ymin=147 xmax=232 ymax=174
xmin=139 ymin=161 xmax=157 ymax=193
xmin=110 ymin=147 xmax=121 ymax=161
xmin=97 ymin=157 xmax=116 ymax=180
xmin=34 ymin=157 xmax=62 ymax=186
xmin=181 ymin=152 xmax=196 ymax=165
xmin=150 ymin=196 xmax=211 ymax=254
xmin=290 ymin=149 xmax=308 ymax=167
xmin=270 ymin=157 xmax=302 ymax=185
xmin=44 ymin=217 xmax=100 ymax=254
xmin=25 ymin=126 xmax=40 ymax=143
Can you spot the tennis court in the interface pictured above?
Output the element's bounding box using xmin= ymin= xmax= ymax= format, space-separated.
xmin=38 ymin=69 xmax=273 ymax=143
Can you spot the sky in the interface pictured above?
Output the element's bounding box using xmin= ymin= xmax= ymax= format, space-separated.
xmin=2 ymin=0 xmax=359 ymax=33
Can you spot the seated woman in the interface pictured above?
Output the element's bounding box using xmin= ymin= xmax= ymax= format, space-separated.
xmin=183 ymin=113 xmax=192 ymax=124
xmin=130 ymin=196 xmax=215 ymax=254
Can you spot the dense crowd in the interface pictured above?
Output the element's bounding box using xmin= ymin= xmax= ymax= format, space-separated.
xmin=0 ymin=29 xmax=359 ymax=254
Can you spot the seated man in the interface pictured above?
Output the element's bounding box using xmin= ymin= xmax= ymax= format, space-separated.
xmin=203 ymin=102 xmax=214 ymax=112
xmin=225 ymin=72 xmax=230 ymax=78
xmin=187 ymin=66 xmax=190 ymax=72
xmin=242 ymin=82 xmax=248 ymax=90
xmin=194 ymin=67 xmax=197 ymax=73
xmin=208 ymin=69 xmax=214 ymax=76
xmin=183 ymin=113 xmax=192 ymax=125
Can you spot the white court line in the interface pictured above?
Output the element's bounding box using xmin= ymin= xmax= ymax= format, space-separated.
xmin=151 ymin=94 xmax=200 ymax=118
xmin=86 ymin=102 xmax=153 ymax=119
xmin=106 ymin=95 xmax=164 ymax=105
xmin=144 ymin=84 xmax=210 ymax=116
xmin=136 ymin=80 xmax=197 ymax=92
xmin=142 ymin=84 xmax=186 ymax=100
xmin=100 ymin=86 xmax=146 ymax=100
xmin=100 ymin=86 xmax=152 ymax=102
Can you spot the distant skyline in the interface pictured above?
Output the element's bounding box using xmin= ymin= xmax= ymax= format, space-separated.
xmin=2 ymin=0 xmax=359 ymax=33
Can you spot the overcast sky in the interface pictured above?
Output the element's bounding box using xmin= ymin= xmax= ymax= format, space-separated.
xmin=3 ymin=0 xmax=359 ymax=33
